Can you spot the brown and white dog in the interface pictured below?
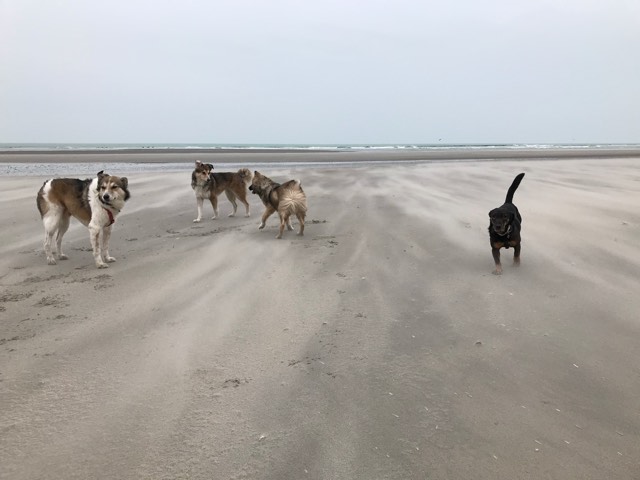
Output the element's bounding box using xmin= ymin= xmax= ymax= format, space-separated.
xmin=249 ymin=170 xmax=307 ymax=239
xmin=36 ymin=171 xmax=130 ymax=268
xmin=191 ymin=160 xmax=253 ymax=222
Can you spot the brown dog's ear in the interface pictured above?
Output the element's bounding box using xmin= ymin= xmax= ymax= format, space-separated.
xmin=207 ymin=164 xmax=214 ymax=170
xmin=195 ymin=160 xmax=202 ymax=167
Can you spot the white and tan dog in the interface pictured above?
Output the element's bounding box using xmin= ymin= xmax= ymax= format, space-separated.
xmin=36 ymin=171 xmax=130 ymax=268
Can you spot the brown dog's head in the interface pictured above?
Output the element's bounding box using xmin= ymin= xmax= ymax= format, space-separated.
xmin=192 ymin=160 xmax=214 ymax=185
xmin=488 ymin=207 xmax=513 ymax=236
xmin=248 ymin=170 xmax=271 ymax=195
xmin=97 ymin=171 xmax=130 ymax=210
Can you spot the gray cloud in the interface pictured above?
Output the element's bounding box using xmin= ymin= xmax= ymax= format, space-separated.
xmin=1 ymin=0 xmax=639 ymax=144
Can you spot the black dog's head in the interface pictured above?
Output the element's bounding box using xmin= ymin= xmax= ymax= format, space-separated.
xmin=489 ymin=207 xmax=513 ymax=236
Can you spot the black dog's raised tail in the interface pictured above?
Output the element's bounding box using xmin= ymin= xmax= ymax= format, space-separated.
xmin=505 ymin=173 xmax=525 ymax=204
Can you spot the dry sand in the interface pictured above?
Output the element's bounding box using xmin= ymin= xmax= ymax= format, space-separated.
xmin=1 ymin=153 xmax=639 ymax=479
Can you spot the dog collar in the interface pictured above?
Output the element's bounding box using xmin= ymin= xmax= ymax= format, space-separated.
xmin=503 ymin=225 xmax=513 ymax=248
xmin=103 ymin=207 xmax=115 ymax=226
xmin=493 ymin=224 xmax=512 ymax=238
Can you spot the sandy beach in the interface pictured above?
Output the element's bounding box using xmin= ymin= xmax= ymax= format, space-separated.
xmin=1 ymin=152 xmax=639 ymax=479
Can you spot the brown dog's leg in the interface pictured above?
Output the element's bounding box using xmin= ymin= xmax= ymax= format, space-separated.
xmin=224 ymin=190 xmax=238 ymax=217
xmin=236 ymin=190 xmax=251 ymax=217
xmin=259 ymin=205 xmax=275 ymax=230
xmin=277 ymin=213 xmax=289 ymax=239
xmin=209 ymin=195 xmax=219 ymax=219
xmin=492 ymin=247 xmax=502 ymax=275
xmin=296 ymin=212 xmax=305 ymax=236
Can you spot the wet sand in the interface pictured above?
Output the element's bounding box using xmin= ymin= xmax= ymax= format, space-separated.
xmin=2 ymin=145 xmax=640 ymax=165
xmin=1 ymin=151 xmax=639 ymax=479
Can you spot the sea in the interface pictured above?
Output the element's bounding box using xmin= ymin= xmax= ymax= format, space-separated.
xmin=2 ymin=142 xmax=634 ymax=152
xmin=0 ymin=142 xmax=638 ymax=176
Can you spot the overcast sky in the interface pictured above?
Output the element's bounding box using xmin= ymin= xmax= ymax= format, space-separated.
xmin=1 ymin=0 xmax=639 ymax=145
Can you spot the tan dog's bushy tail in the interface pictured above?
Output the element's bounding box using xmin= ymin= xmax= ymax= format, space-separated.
xmin=279 ymin=180 xmax=307 ymax=216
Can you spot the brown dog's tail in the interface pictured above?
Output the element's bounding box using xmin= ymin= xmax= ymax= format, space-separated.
xmin=505 ymin=173 xmax=525 ymax=204
xmin=237 ymin=168 xmax=253 ymax=185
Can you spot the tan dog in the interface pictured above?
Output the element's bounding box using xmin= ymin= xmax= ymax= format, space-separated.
xmin=249 ymin=170 xmax=307 ymax=239
xmin=191 ymin=160 xmax=252 ymax=222
xmin=36 ymin=171 xmax=130 ymax=268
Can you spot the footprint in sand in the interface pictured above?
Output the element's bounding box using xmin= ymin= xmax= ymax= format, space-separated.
xmin=34 ymin=295 xmax=69 ymax=308
xmin=0 ymin=291 xmax=33 ymax=303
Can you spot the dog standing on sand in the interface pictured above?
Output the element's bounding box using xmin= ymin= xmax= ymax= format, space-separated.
xmin=488 ymin=172 xmax=525 ymax=275
xmin=191 ymin=160 xmax=253 ymax=222
xmin=249 ymin=170 xmax=307 ymax=239
xmin=36 ymin=171 xmax=130 ymax=268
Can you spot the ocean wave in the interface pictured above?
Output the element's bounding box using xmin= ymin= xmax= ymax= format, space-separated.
xmin=3 ymin=142 xmax=637 ymax=153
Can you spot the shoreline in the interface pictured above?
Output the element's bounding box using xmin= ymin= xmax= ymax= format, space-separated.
xmin=2 ymin=146 xmax=640 ymax=177
xmin=1 ymin=145 xmax=640 ymax=165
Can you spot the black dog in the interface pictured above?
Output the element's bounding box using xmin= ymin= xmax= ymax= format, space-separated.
xmin=488 ymin=173 xmax=525 ymax=275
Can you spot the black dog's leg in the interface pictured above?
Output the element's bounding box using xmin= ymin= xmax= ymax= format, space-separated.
xmin=492 ymin=247 xmax=503 ymax=275
xmin=513 ymin=243 xmax=521 ymax=266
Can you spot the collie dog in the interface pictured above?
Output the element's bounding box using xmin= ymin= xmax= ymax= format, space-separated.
xmin=191 ymin=160 xmax=252 ymax=222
